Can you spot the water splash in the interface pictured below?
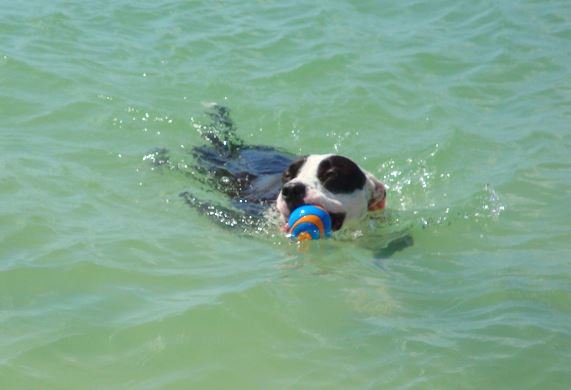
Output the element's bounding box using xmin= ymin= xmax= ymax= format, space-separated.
xmin=325 ymin=129 xmax=361 ymax=153
xmin=371 ymin=144 xmax=505 ymax=234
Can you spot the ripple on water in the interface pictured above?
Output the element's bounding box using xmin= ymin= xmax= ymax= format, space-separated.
xmin=1 ymin=0 xmax=571 ymax=387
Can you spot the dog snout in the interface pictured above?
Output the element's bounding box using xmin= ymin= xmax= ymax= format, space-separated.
xmin=281 ymin=182 xmax=306 ymax=207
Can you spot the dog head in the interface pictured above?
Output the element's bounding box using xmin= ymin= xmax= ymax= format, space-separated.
xmin=276 ymin=154 xmax=386 ymax=231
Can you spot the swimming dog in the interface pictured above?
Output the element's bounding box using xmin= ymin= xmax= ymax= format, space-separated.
xmin=150 ymin=104 xmax=387 ymax=235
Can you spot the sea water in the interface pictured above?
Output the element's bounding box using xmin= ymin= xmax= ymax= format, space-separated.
xmin=1 ymin=0 xmax=570 ymax=388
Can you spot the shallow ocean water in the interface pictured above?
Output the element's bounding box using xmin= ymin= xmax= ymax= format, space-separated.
xmin=1 ymin=0 xmax=571 ymax=388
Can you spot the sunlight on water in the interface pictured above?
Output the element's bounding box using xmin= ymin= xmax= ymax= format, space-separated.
xmin=1 ymin=0 xmax=570 ymax=387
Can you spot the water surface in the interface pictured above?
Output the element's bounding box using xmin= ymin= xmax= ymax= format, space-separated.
xmin=1 ymin=0 xmax=571 ymax=388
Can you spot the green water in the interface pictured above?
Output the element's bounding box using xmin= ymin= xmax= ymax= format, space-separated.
xmin=1 ymin=0 xmax=571 ymax=388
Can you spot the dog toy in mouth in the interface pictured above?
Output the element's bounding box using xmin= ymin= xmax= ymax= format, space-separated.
xmin=287 ymin=205 xmax=332 ymax=241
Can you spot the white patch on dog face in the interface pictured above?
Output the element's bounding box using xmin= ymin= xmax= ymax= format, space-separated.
xmin=276 ymin=154 xmax=386 ymax=230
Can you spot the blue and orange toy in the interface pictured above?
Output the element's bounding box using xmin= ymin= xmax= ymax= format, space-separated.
xmin=286 ymin=205 xmax=332 ymax=241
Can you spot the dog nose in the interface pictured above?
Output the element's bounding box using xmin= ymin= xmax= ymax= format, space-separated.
xmin=281 ymin=182 xmax=306 ymax=203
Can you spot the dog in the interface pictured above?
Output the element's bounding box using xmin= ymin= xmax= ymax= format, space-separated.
xmin=276 ymin=154 xmax=387 ymax=232
xmin=150 ymin=104 xmax=392 ymax=239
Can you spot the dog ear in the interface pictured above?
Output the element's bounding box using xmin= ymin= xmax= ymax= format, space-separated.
xmin=365 ymin=172 xmax=386 ymax=211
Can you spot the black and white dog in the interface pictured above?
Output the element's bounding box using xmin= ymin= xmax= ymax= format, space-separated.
xmin=276 ymin=154 xmax=386 ymax=232
xmin=152 ymin=104 xmax=388 ymax=236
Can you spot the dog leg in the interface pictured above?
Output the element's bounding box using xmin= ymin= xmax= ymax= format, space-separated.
xmin=179 ymin=191 xmax=264 ymax=232
xmin=197 ymin=103 xmax=244 ymax=156
xmin=373 ymin=234 xmax=414 ymax=259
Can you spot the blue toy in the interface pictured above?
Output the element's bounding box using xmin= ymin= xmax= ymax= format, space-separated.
xmin=287 ymin=205 xmax=332 ymax=241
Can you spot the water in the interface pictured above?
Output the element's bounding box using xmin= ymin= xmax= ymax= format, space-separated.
xmin=1 ymin=0 xmax=570 ymax=388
